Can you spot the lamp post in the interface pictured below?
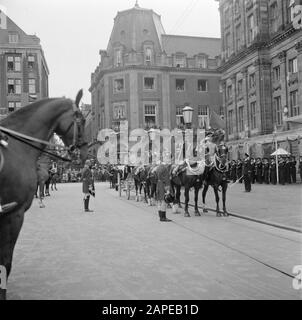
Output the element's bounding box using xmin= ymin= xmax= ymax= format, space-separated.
xmin=182 ymin=106 xmax=194 ymax=160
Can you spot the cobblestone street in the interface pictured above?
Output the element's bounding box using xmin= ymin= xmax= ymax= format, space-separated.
xmin=7 ymin=183 xmax=302 ymax=300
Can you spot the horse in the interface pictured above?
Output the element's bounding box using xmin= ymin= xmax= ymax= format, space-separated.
xmin=170 ymin=160 xmax=205 ymax=217
xmin=202 ymin=142 xmax=229 ymax=217
xmin=0 ymin=90 xmax=87 ymax=300
xmin=133 ymin=165 xmax=148 ymax=203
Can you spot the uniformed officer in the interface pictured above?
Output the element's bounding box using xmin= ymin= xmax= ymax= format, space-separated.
xmin=290 ymin=157 xmax=297 ymax=184
xmin=243 ymin=153 xmax=252 ymax=192
xmin=230 ymin=160 xmax=237 ymax=183
xmin=155 ymin=164 xmax=172 ymax=222
xmin=299 ymin=156 xmax=302 ymax=183
xmin=284 ymin=156 xmax=291 ymax=184
xmin=255 ymin=158 xmax=263 ymax=184
xmin=278 ymin=157 xmax=286 ymax=185
xmin=250 ymin=158 xmax=256 ymax=184
xmin=82 ymin=160 xmax=95 ymax=212
xmin=236 ymin=159 xmax=243 ymax=183
xmin=262 ymin=158 xmax=270 ymax=184
xmin=269 ymin=158 xmax=277 ymax=185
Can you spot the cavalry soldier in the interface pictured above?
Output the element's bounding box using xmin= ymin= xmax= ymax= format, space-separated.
xmin=243 ymin=153 xmax=252 ymax=192
xmin=290 ymin=156 xmax=297 ymax=184
xmin=269 ymin=158 xmax=277 ymax=185
xmin=82 ymin=160 xmax=95 ymax=213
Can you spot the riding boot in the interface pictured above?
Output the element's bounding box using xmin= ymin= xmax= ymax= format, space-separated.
xmin=160 ymin=211 xmax=172 ymax=222
xmin=85 ymin=196 xmax=94 ymax=212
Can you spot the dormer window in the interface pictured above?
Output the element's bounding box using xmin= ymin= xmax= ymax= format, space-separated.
xmin=114 ymin=49 xmax=122 ymax=67
xmin=175 ymin=55 xmax=186 ymax=68
xmin=145 ymin=47 xmax=152 ymax=64
xmin=198 ymin=56 xmax=207 ymax=68
xmin=8 ymin=33 xmax=19 ymax=44
xmin=28 ymin=55 xmax=35 ymax=69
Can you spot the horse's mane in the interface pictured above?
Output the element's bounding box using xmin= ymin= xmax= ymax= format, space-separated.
xmin=0 ymin=98 xmax=71 ymax=128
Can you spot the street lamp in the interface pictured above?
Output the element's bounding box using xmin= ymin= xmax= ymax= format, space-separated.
xmin=183 ymin=106 xmax=194 ymax=129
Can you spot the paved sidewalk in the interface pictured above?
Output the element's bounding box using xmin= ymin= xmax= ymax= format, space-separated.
xmin=185 ymin=182 xmax=302 ymax=230
xmin=7 ymin=183 xmax=302 ymax=300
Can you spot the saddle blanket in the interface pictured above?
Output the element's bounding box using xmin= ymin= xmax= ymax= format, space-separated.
xmin=185 ymin=159 xmax=206 ymax=176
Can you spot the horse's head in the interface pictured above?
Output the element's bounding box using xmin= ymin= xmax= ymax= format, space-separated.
xmin=207 ymin=128 xmax=225 ymax=145
xmin=56 ymin=90 xmax=88 ymax=164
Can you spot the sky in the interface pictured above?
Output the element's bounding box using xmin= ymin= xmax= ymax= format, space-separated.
xmin=0 ymin=0 xmax=221 ymax=104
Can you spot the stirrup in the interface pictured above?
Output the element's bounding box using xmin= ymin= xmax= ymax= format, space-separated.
xmin=0 ymin=202 xmax=18 ymax=215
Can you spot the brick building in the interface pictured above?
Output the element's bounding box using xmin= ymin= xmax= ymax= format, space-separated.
xmin=216 ymin=0 xmax=302 ymax=159
xmin=89 ymin=3 xmax=223 ymax=150
xmin=0 ymin=11 xmax=49 ymax=121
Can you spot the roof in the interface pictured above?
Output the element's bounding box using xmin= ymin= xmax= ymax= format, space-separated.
xmin=162 ymin=34 xmax=221 ymax=58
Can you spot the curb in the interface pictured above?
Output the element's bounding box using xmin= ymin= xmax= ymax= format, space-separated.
xmin=185 ymin=203 xmax=302 ymax=234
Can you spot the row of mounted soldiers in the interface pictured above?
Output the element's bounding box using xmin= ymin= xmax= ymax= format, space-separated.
xmin=229 ymin=156 xmax=302 ymax=185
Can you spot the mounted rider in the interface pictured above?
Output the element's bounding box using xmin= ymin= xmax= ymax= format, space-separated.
xmin=82 ymin=159 xmax=95 ymax=213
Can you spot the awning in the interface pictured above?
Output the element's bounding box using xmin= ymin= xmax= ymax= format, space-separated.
xmin=271 ymin=148 xmax=291 ymax=156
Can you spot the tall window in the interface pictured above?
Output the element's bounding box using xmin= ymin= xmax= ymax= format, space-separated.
xmin=290 ymin=90 xmax=299 ymax=116
xmin=7 ymin=79 xmax=21 ymax=94
xmin=145 ymin=47 xmax=152 ymax=64
xmin=198 ymin=80 xmax=208 ymax=92
xmin=198 ymin=105 xmax=209 ymax=129
xmin=250 ymin=102 xmax=257 ymax=130
xmin=28 ymin=55 xmax=35 ymax=69
xmin=228 ymin=110 xmax=233 ymax=135
xmin=176 ymin=79 xmax=185 ymax=91
xmin=28 ymin=79 xmax=36 ymax=94
xmin=270 ymin=2 xmax=279 ymax=33
xmin=274 ymin=97 xmax=282 ymax=125
xmin=144 ymin=104 xmax=157 ymax=128
xmin=273 ymin=66 xmax=281 ymax=81
xmin=114 ymin=49 xmax=122 ymax=67
xmin=287 ymin=0 xmax=295 ymax=23
xmin=288 ymin=57 xmax=298 ymax=73
xmin=225 ymin=33 xmax=231 ymax=58
xmin=238 ymin=106 xmax=244 ymax=132
xmin=237 ymin=80 xmax=243 ymax=96
xmin=248 ymin=14 xmax=255 ymax=43
xmin=227 ymin=84 xmax=232 ymax=100
xmin=249 ymin=73 xmax=256 ymax=89
xmin=198 ymin=56 xmax=207 ymax=68
xmin=235 ymin=24 xmax=241 ymax=51
xmin=144 ymin=77 xmax=155 ymax=90
xmin=7 ymin=56 xmax=21 ymax=72
xmin=113 ymin=104 xmax=126 ymax=120
xmin=113 ymin=78 xmax=124 ymax=93
xmin=176 ymin=106 xmax=184 ymax=127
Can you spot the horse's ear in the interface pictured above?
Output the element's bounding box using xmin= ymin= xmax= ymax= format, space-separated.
xmin=75 ymin=89 xmax=83 ymax=109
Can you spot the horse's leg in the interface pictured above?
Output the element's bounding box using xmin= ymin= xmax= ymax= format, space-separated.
xmin=0 ymin=208 xmax=25 ymax=300
xmin=194 ymin=186 xmax=201 ymax=216
xmin=184 ymin=187 xmax=190 ymax=217
xmin=202 ymin=184 xmax=209 ymax=213
xmin=213 ymin=187 xmax=221 ymax=217
xmin=135 ymin=181 xmax=139 ymax=201
xmin=35 ymin=182 xmax=38 ymax=199
xmin=39 ymin=182 xmax=46 ymax=208
xmin=222 ymin=184 xmax=228 ymax=217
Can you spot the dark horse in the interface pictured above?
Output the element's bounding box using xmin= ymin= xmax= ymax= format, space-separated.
xmin=202 ymin=142 xmax=229 ymax=217
xmin=0 ymin=91 xmax=87 ymax=300
xmin=133 ymin=165 xmax=149 ymax=203
xmin=170 ymin=161 xmax=204 ymax=217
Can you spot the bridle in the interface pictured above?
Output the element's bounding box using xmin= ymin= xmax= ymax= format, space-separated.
xmin=0 ymin=103 xmax=87 ymax=164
